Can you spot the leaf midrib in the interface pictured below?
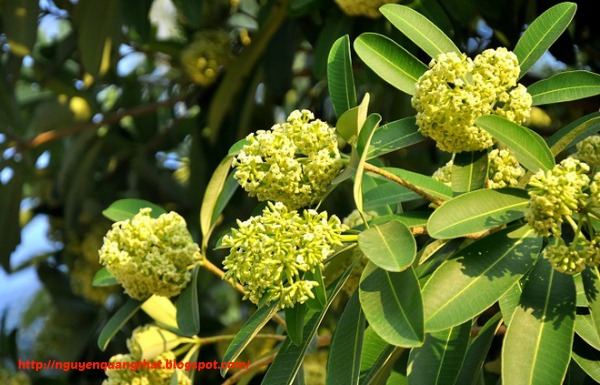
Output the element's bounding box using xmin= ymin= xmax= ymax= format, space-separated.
xmin=357 ymin=38 xmax=420 ymax=83
xmin=528 ymin=267 xmax=555 ymax=385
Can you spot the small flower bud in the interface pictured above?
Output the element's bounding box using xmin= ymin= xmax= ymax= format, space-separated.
xmin=576 ymin=135 xmax=600 ymax=167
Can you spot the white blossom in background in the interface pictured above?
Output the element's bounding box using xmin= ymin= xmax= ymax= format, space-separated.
xmin=149 ymin=0 xmax=184 ymax=41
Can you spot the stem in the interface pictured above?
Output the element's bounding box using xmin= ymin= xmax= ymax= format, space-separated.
xmin=363 ymin=163 xmax=445 ymax=206
xmin=340 ymin=234 xmax=358 ymax=243
xmin=201 ymin=259 xmax=287 ymax=329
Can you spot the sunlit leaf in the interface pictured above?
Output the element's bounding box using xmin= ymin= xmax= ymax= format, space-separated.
xmin=102 ymin=199 xmax=166 ymax=222
xmin=328 ymin=35 xmax=357 ymax=117
xmin=358 ymin=221 xmax=416 ymax=272
xmin=529 ymin=70 xmax=600 ymax=106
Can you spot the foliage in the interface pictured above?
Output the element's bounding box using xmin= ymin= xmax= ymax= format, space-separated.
xmin=2 ymin=1 xmax=600 ymax=385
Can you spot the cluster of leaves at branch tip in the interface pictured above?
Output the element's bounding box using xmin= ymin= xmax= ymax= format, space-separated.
xmin=334 ymin=0 xmax=400 ymax=18
xmin=233 ymin=109 xmax=343 ymax=210
xmin=433 ymin=148 xmax=525 ymax=188
xmin=222 ymin=202 xmax=347 ymax=308
xmin=181 ymin=29 xmax=234 ymax=87
xmin=526 ymin=155 xmax=600 ymax=274
xmin=0 ymin=368 xmax=30 ymax=385
xmin=412 ymin=48 xmax=532 ymax=153
xmin=98 ymin=208 xmax=201 ymax=300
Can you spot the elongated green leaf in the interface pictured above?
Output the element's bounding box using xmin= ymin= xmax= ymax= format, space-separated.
xmin=305 ymin=265 xmax=327 ymax=309
xmin=354 ymin=33 xmax=427 ymax=95
xmin=328 ymin=35 xmax=357 ymax=118
xmin=582 ymin=268 xmax=600 ymax=345
xmin=337 ymin=93 xmax=370 ymax=144
xmin=98 ymin=298 xmax=143 ymax=350
xmin=475 ymin=115 xmax=554 ymax=172
xmin=141 ymin=295 xmax=178 ymax=329
xmin=407 ymin=321 xmax=471 ymax=385
xmin=92 ymin=267 xmax=118 ymax=287
xmin=514 ymin=2 xmax=577 ymax=78
xmin=358 ymin=221 xmax=416 ymax=272
xmin=260 ymin=265 xmax=353 ymax=385
xmin=359 ymin=327 xmax=398 ymax=384
xmin=377 ymin=167 xmax=453 ymax=201
xmin=451 ymin=150 xmax=488 ymax=195
xmin=529 ymin=70 xmax=600 ymax=106
xmin=359 ymin=263 xmax=424 ymax=347
xmin=367 ymin=117 xmax=425 ymax=159
xmin=2 ymin=0 xmax=40 ymax=56
xmin=572 ymin=337 xmax=600 ymax=382
xmin=380 ymin=4 xmax=460 ymax=59
xmin=548 ymin=112 xmax=600 ymax=156
xmin=455 ymin=313 xmax=503 ymax=385
xmin=200 ymin=156 xmax=233 ymax=247
xmin=499 ymin=281 xmax=523 ymax=327
xmin=102 ymin=199 xmax=166 ymax=222
xmin=327 ymin=293 xmax=365 ymax=385
xmin=502 ymin=258 xmax=576 ymax=385
xmin=220 ymin=303 xmax=278 ymax=377
xmin=211 ymin=172 xmax=239 ymax=225
xmin=177 ymin=266 xmax=200 ymax=336
xmin=286 ymin=303 xmax=307 ymax=347
xmin=314 ymin=13 xmax=353 ymax=80
xmin=427 ymin=188 xmax=529 ymax=239
xmin=363 ymin=183 xmax=420 ymax=210
xmin=423 ymin=225 xmax=541 ymax=331
xmin=355 ymin=114 xmax=382 ymax=218
xmin=76 ymin=0 xmax=120 ymax=79
xmin=575 ymin=315 xmax=600 ymax=351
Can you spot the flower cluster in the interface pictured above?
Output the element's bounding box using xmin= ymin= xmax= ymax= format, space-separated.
xmin=412 ymin=48 xmax=532 ymax=152
xmin=544 ymin=237 xmax=599 ymax=275
xmin=181 ymin=30 xmax=232 ymax=87
xmin=432 ymin=148 xmax=524 ymax=188
xmin=342 ymin=209 xmax=379 ymax=228
xmin=102 ymin=351 xmax=191 ymax=385
xmin=576 ymin=135 xmax=600 ymax=167
xmin=222 ymin=202 xmax=346 ymax=308
xmin=334 ymin=0 xmax=399 ymax=18
xmin=99 ymin=208 xmax=201 ymax=300
xmin=233 ymin=110 xmax=342 ymax=210
xmin=526 ymin=158 xmax=590 ymax=237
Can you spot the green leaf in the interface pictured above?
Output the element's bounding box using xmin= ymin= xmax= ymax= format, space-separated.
xmin=76 ymin=0 xmax=120 ymax=79
xmin=367 ymin=117 xmax=425 ymax=159
xmin=0 ymin=163 xmax=23 ymax=271
xmin=358 ymin=221 xmax=416 ymax=272
xmin=102 ymin=199 xmax=166 ymax=222
xmin=354 ymin=33 xmax=427 ymax=95
xmin=499 ymin=281 xmax=523 ymax=327
xmin=529 ymin=70 xmax=600 ymax=106
xmin=359 ymin=263 xmax=424 ymax=347
xmin=475 ymin=115 xmax=555 ymax=172
xmin=326 ymin=293 xmax=365 ymax=385
xmin=220 ymin=303 xmax=278 ymax=377
xmin=377 ymin=167 xmax=453 ymax=201
xmin=328 ymin=35 xmax=357 ymax=117
xmin=407 ymin=321 xmax=471 ymax=385
xmin=211 ymin=172 xmax=239 ymax=225
xmin=315 ymin=13 xmax=353 ymax=80
xmin=98 ymin=298 xmax=143 ymax=350
xmin=502 ymin=258 xmax=576 ymax=385
xmin=572 ymin=337 xmax=600 ymax=382
xmin=176 ymin=266 xmax=200 ymax=336
xmin=423 ymin=225 xmax=541 ymax=331
xmin=285 ymin=303 xmax=307 ymax=347
xmin=451 ymin=150 xmax=489 ymax=195
xmin=305 ymin=265 xmax=327 ymax=309
xmin=336 ymin=93 xmax=370 ymax=144
xmin=548 ymin=112 xmax=600 ymax=156
xmin=514 ymin=2 xmax=577 ymax=78
xmin=371 ymin=212 xmax=430 ymax=229
xmin=354 ymin=114 xmax=382 ymax=218
xmin=359 ymin=327 xmax=399 ymax=384
xmin=92 ymin=267 xmax=118 ymax=287
xmin=200 ymin=156 xmax=233 ymax=248
xmin=575 ymin=315 xmax=600 ymax=351
xmin=581 ymin=268 xmax=600 ymax=346
xmin=228 ymin=138 xmax=250 ymax=156
xmin=260 ymin=265 xmax=353 ymax=384
xmin=455 ymin=313 xmax=503 ymax=385
xmin=2 ymin=0 xmax=40 ymax=56
xmin=380 ymin=4 xmax=460 ymax=59
xmin=427 ymin=188 xmax=530 ymax=239
xmin=363 ymin=183 xmax=421 ymax=210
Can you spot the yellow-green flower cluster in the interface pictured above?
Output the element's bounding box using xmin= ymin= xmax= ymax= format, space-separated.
xmin=233 ymin=110 xmax=342 ymax=210
xmin=432 ymin=149 xmax=524 ymax=188
xmin=181 ymin=30 xmax=232 ymax=87
xmin=342 ymin=209 xmax=379 ymax=228
xmin=544 ymin=237 xmax=600 ymax=275
xmin=99 ymin=208 xmax=201 ymax=300
xmin=222 ymin=202 xmax=346 ymax=308
xmin=102 ymin=351 xmax=191 ymax=385
xmin=412 ymin=48 xmax=532 ymax=153
xmin=576 ymin=135 xmax=600 ymax=167
xmin=334 ymin=0 xmax=399 ymax=18
xmin=526 ymin=158 xmax=590 ymax=237
xmin=0 ymin=369 xmax=30 ymax=385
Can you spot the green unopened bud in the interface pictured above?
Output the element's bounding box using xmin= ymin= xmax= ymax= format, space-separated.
xmin=544 ymin=243 xmax=586 ymax=275
xmin=99 ymin=208 xmax=201 ymax=300
xmin=576 ymin=135 xmax=600 ymax=167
